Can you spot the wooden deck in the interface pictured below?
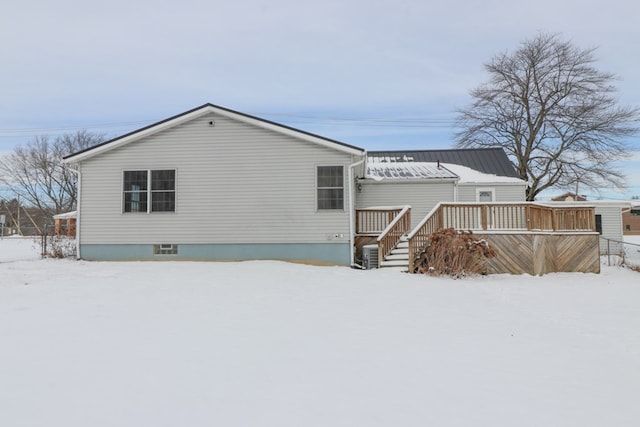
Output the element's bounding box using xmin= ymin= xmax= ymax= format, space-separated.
xmin=474 ymin=233 xmax=600 ymax=275
xmin=356 ymin=202 xmax=600 ymax=275
xmin=355 ymin=206 xmax=411 ymax=264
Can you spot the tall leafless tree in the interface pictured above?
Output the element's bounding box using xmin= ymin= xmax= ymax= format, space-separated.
xmin=0 ymin=130 xmax=105 ymax=216
xmin=456 ymin=33 xmax=640 ymax=200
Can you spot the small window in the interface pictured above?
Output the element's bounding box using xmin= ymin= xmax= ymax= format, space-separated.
xmin=123 ymin=169 xmax=175 ymax=213
xmin=317 ymin=166 xmax=344 ymax=210
xmin=153 ymin=244 xmax=177 ymax=255
xmin=477 ymin=188 xmax=495 ymax=202
xmin=626 ymin=224 xmax=631 ymax=231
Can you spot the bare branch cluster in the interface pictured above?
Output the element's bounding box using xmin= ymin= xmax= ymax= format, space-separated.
xmin=413 ymin=228 xmax=496 ymax=278
xmin=0 ymin=130 xmax=105 ymax=216
xmin=456 ymin=33 xmax=640 ymax=200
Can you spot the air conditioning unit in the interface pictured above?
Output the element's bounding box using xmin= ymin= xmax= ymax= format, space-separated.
xmin=362 ymin=244 xmax=379 ymax=269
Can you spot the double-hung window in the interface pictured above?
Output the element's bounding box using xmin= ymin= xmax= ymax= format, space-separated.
xmin=317 ymin=166 xmax=344 ymax=210
xmin=123 ymin=170 xmax=175 ymax=213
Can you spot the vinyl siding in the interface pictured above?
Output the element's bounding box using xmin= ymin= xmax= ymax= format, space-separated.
xmin=595 ymin=206 xmax=624 ymax=254
xmin=456 ymin=183 xmax=527 ymax=202
xmin=78 ymin=112 xmax=358 ymax=245
xmin=355 ymin=181 xmax=455 ymax=228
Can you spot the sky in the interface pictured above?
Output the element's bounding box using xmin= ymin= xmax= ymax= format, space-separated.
xmin=1 ymin=0 xmax=639 ymax=199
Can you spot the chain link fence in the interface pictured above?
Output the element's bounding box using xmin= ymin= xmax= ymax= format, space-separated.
xmin=600 ymin=236 xmax=640 ymax=269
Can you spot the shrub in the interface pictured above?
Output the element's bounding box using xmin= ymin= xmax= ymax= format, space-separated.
xmin=42 ymin=235 xmax=76 ymax=259
xmin=413 ymin=228 xmax=496 ymax=278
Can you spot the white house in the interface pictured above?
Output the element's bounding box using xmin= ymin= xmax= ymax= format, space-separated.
xmin=63 ymin=103 xmax=527 ymax=266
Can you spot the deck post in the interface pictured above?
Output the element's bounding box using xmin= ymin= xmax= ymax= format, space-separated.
xmin=481 ymin=205 xmax=488 ymax=230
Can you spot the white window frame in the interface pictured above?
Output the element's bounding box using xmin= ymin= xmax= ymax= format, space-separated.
xmin=316 ymin=165 xmax=345 ymax=211
xmin=153 ymin=243 xmax=178 ymax=256
xmin=122 ymin=169 xmax=177 ymax=214
xmin=476 ymin=187 xmax=495 ymax=202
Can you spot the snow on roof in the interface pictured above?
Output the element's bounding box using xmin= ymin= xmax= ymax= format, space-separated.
xmin=364 ymin=160 xmax=525 ymax=184
xmin=441 ymin=163 xmax=524 ymax=184
xmin=365 ymin=162 xmax=458 ymax=180
xmin=53 ymin=211 xmax=77 ymax=219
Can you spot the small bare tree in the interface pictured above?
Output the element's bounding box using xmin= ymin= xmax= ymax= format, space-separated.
xmin=0 ymin=130 xmax=105 ymax=216
xmin=456 ymin=33 xmax=640 ymax=200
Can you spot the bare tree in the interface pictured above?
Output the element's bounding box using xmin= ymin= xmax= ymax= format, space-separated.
xmin=456 ymin=33 xmax=640 ymax=200
xmin=0 ymin=130 xmax=105 ymax=216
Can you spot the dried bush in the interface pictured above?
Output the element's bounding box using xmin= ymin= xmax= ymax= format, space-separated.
xmin=42 ymin=235 xmax=76 ymax=259
xmin=413 ymin=228 xmax=496 ymax=278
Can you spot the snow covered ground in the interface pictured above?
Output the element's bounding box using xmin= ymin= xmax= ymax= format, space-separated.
xmin=624 ymin=235 xmax=640 ymax=267
xmin=1 ymin=238 xmax=639 ymax=427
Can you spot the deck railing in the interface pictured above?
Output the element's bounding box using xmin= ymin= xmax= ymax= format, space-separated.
xmin=407 ymin=202 xmax=596 ymax=272
xmin=376 ymin=206 xmax=411 ymax=261
xmin=355 ymin=206 xmax=405 ymax=235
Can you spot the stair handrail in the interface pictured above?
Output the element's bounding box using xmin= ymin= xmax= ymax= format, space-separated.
xmin=407 ymin=203 xmax=444 ymax=272
xmin=376 ymin=205 xmax=411 ymax=262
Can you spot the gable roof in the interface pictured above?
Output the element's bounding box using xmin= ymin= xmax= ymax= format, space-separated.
xmin=64 ymin=103 xmax=365 ymax=163
xmin=367 ymin=148 xmax=520 ymax=178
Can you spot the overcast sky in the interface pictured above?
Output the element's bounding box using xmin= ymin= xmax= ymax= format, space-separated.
xmin=2 ymin=0 xmax=639 ymax=199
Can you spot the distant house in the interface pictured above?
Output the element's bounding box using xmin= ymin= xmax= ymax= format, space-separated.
xmin=623 ymin=207 xmax=640 ymax=235
xmin=552 ymin=192 xmax=587 ymax=202
xmin=63 ymin=104 xmax=528 ymax=266
xmin=53 ymin=211 xmax=77 ymax=237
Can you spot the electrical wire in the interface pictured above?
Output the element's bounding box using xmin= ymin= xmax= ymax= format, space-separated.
xmin=0 ymin=112 xmax=459 ymax=139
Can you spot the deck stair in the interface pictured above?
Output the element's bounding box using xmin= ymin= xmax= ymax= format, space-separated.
xmin=379 ymin=237 xmax=410 ymax=269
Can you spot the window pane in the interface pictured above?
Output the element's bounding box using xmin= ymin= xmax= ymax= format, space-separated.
xmin=124 ymin=171 xmax=148 ymax=191
xmin=318 ymin=189 xmax=344 ymax=210
xmin=153 ymin=244 xmax=178 ymax=255
xmin=124 ymin=191 xmax=148 ymax=212
xmin=478 ymin=191 xmax=493 ymax=202
xmin=152 ymin=170 xmax=175 ymax=191
xmin=317 ymin=166 xmax=343 ymax=188
xmin=151 ymin=191 xmax=175 ymax=212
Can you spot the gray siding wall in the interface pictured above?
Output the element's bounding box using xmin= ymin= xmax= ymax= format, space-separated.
xmin=595 ymin=205 xmax=624 ymax=254
xmin=78 ymin=112 xmax=357 ymax=245
xmin=356 ymin=181 xmax=525 ymax=229
xmin=457 ymin=183 xmax=527 ymax=202
xmin=355 ymin=181 xmax=455 ymax=228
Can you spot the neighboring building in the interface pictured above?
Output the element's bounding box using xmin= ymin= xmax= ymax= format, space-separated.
xmin=552 ymin=192 xmax=587 ymax=202
xmin=623 ymin=208 xmax=640 ymax=235
xmin=53 ymin=211 xmax=77 ymax=237
xmin=63 ymin=104 xmax=527 ymax=265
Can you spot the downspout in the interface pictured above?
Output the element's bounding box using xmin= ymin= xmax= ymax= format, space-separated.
xmin=348 ymin=155 xmax=366 ymax=268
xmin=67 ymin=164 xmax=81 ymax=259
xmin=453 ymin=178 xmax=459 ymax=202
